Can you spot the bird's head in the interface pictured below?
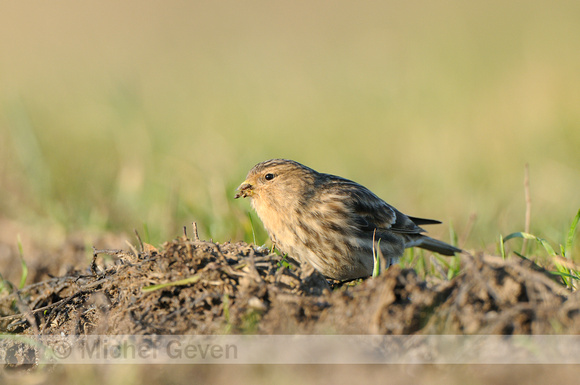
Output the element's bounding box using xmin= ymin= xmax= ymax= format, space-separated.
xmin=234 ymin=159 xmax=316 ymax=204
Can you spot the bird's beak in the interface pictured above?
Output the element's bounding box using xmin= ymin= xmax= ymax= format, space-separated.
xmin=234 ymin=181 xmax=253 ymax=199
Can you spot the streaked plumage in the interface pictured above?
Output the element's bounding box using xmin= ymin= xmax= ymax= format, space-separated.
xmin=235 ymin=159 xmax=461 ymax=281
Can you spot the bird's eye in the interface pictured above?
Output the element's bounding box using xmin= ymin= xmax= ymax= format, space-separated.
xmin=264 ymin=173 xmax=275 ymax=181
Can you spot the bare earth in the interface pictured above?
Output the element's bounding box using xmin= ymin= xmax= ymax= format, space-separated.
xmin=2 ymin=233 xmax=580 ymax=383
xmin=2 ymin=235 xmax=579 ymax=336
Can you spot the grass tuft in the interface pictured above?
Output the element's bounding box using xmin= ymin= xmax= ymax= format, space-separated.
xmin=502 ymin=209 xmax=580 ymax=289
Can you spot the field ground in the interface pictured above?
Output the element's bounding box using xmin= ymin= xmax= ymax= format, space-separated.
xmin=1 ymin=233 xmax=580 ymax=383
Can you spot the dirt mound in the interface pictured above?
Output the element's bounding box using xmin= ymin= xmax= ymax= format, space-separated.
xmin=1 ymin=236 xmax=579 ymax=336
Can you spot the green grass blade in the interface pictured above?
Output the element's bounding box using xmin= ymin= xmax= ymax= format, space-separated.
xmin=549 ymin=270 xmax=580 ymax=281
xmin=564 ymin=209 xmax=580 ymax=259
xmin=499 ymin=234 xmax=506 ymax=259
xmin=504 ymin=232 xmax=557 ymax=257
xmin=503 ymin=232 xmax=537 ymax=242
xmin=17 ymin=235 xmax=28 ymax=289
xmin=513 ymin=251 xmax=529 ymax=260
xmin=247 ymin=212 xmax=257 ymax=245
xmin=552 ymin=261 xmax=571 ymax=287
xmin=415 ymin=250 xmax=426 ymax=279
xmin=434 ymin=254 xmax=458 ymax=280
xmin=142 ymin=275 xmax=201 ymax=292
xmin=449 ymin=221 xmax=459 ymax=247
xmin=372 ymin=238 xmax=381 ymax=278
xmin=222 ymin=293 xmax=233 ymax=334
xmin=537 ymin=239 xmax=557 ymax=257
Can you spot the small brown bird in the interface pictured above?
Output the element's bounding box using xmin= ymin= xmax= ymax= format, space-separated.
xmin=235 ymin=159 xmax=461 ymax=281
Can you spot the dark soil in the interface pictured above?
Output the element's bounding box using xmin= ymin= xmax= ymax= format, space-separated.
xmin=2 ymin=233 xmax=579 ymax=337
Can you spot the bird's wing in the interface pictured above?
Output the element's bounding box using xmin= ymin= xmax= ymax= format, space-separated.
xmin=407 ymin=216 xmax=442 ymax=226
xmin=323 ymin=176 xmax=426 ymax=235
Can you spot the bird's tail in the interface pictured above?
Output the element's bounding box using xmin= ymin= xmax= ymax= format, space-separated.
xmin=413 ymin=236 xmax=462 ymax=256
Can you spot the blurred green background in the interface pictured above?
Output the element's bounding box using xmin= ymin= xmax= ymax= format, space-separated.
xmin=1 ymin=0 xmax=579 ymax=251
